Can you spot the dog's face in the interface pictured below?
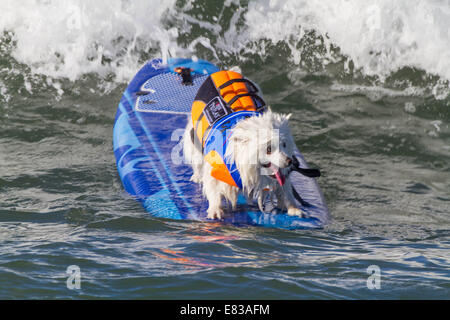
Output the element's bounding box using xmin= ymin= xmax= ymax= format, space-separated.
xmin=259 ymin=133 xmax=293 ymax=168
xmin=256 ymin=126 xmax=294 ymax=186
xmin=227 ymin=110 xmax=295 ymax=188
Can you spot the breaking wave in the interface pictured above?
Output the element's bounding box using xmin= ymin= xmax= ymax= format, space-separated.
xmin=0 ymin=0 xmax=449 ymax=98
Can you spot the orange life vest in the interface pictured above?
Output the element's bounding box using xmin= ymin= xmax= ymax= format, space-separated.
xmin=190 ymin=70 xmax=266 ymax=188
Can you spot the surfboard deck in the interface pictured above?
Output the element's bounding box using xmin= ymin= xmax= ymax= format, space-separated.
xmin=113 ymin=58 xmax=329 ymax=229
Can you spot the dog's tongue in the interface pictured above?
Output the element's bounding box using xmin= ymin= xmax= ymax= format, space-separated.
xmin=269 ymin=163 xmax=285 ymax=186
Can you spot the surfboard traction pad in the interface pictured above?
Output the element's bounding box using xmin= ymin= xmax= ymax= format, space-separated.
xmin=113 ymin=58 xmax=329 ymax=229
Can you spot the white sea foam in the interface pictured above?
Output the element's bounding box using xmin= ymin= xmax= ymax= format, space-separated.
xmin=0 ymin=0 xmax=179 ymax=82
xmin=243 ymin=0 xmax=450 ymax=82
xmin=330 ymin=83 xmax=427 ymax=101
xmin=0 ymin=0 xmax=449 ymax=98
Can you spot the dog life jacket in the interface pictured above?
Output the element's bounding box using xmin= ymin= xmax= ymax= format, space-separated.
xmin=190 ymin=70 xmax=266 ymax=188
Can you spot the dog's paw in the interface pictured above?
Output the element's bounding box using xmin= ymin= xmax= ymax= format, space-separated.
xmin=287 ymin=206 xmax=306 ymax=217
xmin=190 ymin=174 xmax=202 ymax=183
xmin=207 ymin=208 xmax=224 ymax=220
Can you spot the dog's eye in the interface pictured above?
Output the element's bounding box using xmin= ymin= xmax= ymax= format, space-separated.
xmin=282 ymin=142 xmax=286 ymax=148
xmin=266 ymin=145 xmax=272 ymax=154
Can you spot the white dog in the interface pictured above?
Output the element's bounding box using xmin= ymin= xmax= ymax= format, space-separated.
xmin=183 ymin=108 xmax=305 ymax=220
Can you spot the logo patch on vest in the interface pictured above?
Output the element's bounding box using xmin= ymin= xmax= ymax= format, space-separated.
xmin=203 ymin=96 xmax=231 ymax=125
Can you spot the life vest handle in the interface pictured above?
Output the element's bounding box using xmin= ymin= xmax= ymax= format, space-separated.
xmin=226 ymin=92 xmax=266 ymax=111
xmin=218 ymin=78 xmax=259 ymax=92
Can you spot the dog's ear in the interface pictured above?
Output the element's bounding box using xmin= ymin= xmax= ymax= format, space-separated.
xmin=286 ymin=113 xmax=292 ymax=120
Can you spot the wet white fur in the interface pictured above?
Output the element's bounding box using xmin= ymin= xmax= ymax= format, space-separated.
xmin=183 ymin=108 xmax=303 ymax=219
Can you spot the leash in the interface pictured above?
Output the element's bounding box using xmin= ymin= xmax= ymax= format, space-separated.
xmin=289 ymin=155 xmax=321 ymax=207
xmin=290 ymin=155 xmax=321 ymax=178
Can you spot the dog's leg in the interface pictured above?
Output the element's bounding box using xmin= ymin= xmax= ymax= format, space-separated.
xmin=205 ymin=183 xmax=224 ymax=220
xmin=202 ymin=163 xmax=225 ymax=219
xmin=225 ymin=186 xmax=239 ymax=210
xmin=203 ymin=166 xmax=240 ymax=219
xmin=274 ymin=186 xmax=286 ymax=211
xmin=206 ymin=193 xmax=224 ymax=219
xmin=281 ymin=179 xmax=307 ymax=217
xmin=244 ymin=189 xmax=255 ymax=206
xmin=182 ymin=121 xmax=203 ymax=183
xmin=190 ymin=161 xmax=203 ymax=184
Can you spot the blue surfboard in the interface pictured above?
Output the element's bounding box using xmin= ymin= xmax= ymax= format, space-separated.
xmin=113 ymin=58 xmax=329 ymax=229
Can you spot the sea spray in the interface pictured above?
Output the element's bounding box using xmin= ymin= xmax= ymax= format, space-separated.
xmin=0 ymin=0 xmax=448 ymax=99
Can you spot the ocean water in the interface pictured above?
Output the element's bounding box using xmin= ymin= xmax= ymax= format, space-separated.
xmin=0 ymin=0 xmax=449 ymax=299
